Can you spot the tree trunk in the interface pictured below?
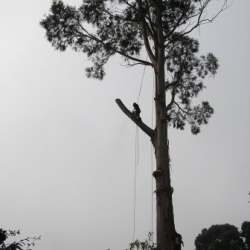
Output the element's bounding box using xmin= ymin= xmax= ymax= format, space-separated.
xmin=154 ymin=1 xmax=176 ymax=250
xmin=154 ymin=58 xmax=176 ymax=250
xmin=116 ymin=1 xmax=177 ymax=250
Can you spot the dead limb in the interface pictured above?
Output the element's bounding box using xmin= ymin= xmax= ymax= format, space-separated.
xmin=115 ymin=99 xmax=155 ymax=143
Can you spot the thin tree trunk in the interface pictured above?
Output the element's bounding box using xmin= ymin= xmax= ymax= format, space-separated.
xmin=154 ymin=63 xmax=176 ymax=250
xmin=154 ymin=1 xmax=176 ymax=249
xmin=117 ymin=1 xmax=177 ymax=249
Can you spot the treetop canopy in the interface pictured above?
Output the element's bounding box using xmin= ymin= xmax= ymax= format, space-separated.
xmin=41 ymin=0 xmax=227 ymax=134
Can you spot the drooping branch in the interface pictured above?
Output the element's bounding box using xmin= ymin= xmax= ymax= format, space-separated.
xmin=115 ymin=99 xmax=155 ymax=141
xmin=174 ymin=101 xmax=190 ymax=116
xmin=75 ymin=25 xmax=153 ymax=67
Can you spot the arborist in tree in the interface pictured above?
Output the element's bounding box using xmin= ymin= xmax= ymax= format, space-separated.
xmin=132 ymin=102 xmax=141 ymax=120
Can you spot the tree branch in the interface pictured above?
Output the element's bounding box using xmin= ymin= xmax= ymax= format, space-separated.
xmin=75 ymin=24 xmax=153 ymax=67
xmin=174 ymin=101 xmax=189 ymax=116
xmin=166 ymin=80 xmax=178 ymax=90
xmin=166 ymin=84 xmax=177 ymax=112
xmin=115 ymin=99 xmax=155 ymax=140
xmin=166 ymin=57 xmax=184 ymax=111
xmin=136 ymin=0 xmax=156 ymax=65
xmin=164 ymin=7 xmax=189 ymax=40
xmin=145 ymin=0 xmax=157 ymax=39
xmin=123 ymin=0 xmax=157 ymax=41
xmin=164 ymin=0 xmax=229 ymax=48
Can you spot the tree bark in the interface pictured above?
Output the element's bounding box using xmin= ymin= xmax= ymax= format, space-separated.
xmin=154 ymin=26 xmax=175 ymax=250
xmin=154 ymin=43 xmax=176 ymax=250
xmin=116 ymin=55 xmax=176 ymax=250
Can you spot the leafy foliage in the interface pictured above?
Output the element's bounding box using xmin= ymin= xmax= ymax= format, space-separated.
xmin=125 ymin=233 xmax=156 ymax=250
xmin=40 ymin=0 xmax=226 ymax=134
xmin=0 ymin=229 xmax=40 ymax=250
xmin=241 ymin=222 xmax=250 ymax=249
xmin=195 ymin=222 xmax=250 ymax=250
xmin=165 ymin=34 xmax=218 ymax=134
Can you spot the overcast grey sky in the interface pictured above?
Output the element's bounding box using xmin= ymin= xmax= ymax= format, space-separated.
xmin=0 ymin=1 xmax=249 ymax=250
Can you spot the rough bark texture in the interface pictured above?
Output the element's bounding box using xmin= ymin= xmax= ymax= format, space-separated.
xmin=116 ymin=66 xmax=175 ymax=250
xmin=154 ymin=6 xmax=176 ymax=249
xmin=154 ymin=2 xmax=176 ymax=249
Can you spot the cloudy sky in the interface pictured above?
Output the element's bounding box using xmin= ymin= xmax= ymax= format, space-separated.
xmin=0 ymin=1 xmax=249 ymax=250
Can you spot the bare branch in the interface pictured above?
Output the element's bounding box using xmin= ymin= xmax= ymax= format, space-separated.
xmin=121 ymin=61 xmax=151 ymax=67
xmin=166 ymin=57 xmax=184 ymax=111
xmin=174 ymin=101 xmax=190 ymax=116
xmin=166 ymin=84 xmax=178 ymax=112
xmin=144 ymin=0 xmax=158 ymax=41
xmin=115 ymin=99 xmax=155 ymax=140
xmin=165 ymin=0 xmax=229 ymax=47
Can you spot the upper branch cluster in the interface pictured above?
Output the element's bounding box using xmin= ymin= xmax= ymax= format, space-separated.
xmin=41 ymin=0 xmax=145 ymax=79
xmin=41 ymin=0 xmax=227 ymax=134
xmin=165 ymin=33 xmax=219 ymax=134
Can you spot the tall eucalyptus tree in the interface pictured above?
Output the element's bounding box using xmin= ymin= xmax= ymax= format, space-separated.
xmin=40 ymin=1 xmax=227 ymax=250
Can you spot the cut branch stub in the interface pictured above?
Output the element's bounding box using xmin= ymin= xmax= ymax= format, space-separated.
xmin=115 ymin=99 xmax=155 ymax=142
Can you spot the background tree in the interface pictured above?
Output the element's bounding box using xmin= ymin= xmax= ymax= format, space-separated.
xmin=241 ymin=222 xmax=250 ymax=249
xmin=195 ymin=222 xmax=250 ymax=250
xmin=0 ymin=229 xmax=40 ymax=250
xmin=40 ymin=1 xmax=227 ymax=250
